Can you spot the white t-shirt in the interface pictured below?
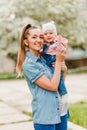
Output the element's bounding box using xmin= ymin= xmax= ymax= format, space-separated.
xmin=58 ymin=92 xmax=68 ymax=116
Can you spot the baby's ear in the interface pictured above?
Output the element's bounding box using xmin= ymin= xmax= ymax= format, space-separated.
xmin=24 ymin=39 xmax=28 ymax=46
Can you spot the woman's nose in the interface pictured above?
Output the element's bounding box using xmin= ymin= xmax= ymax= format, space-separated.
xmin=37 ymin=37 xmax=41 ymax=42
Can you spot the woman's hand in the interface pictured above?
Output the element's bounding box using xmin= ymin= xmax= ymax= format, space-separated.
xmin=56 ymin=48 xmax=66 ymax=63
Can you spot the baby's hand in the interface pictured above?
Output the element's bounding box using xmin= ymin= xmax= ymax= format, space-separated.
xmin=51 ymin=62 xmax=55 ymax=67
xmin=55 ymin=37 xmax=61 ymax=44
xmin=56 ymin=35 xmax=68 ymax=48
xmin=61 ymin=62 xmax=67 ymax=72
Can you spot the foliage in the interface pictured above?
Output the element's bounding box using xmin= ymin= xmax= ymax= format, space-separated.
xmin=69 ymin=101 xmax=87 ymax=128
xmin=0 ymin=0 xmax=87 ymax=62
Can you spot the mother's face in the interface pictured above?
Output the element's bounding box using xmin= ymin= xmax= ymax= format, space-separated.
xmin=26 ymin=28 xmax=44 ymax=52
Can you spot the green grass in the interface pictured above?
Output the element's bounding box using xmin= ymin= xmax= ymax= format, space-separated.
xmin=0 ymin=72 xmax=17 ymax=80
xmin=0 ymin=72 xmax=23 ymax=80
xmin=69 ymin=101 xmax=87 ymax=128
xmin=67 ymin=66 xmax=87 ymax=74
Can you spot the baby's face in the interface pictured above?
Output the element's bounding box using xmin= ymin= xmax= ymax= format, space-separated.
xmin=43 ymin=30 xmax=56 ymax=43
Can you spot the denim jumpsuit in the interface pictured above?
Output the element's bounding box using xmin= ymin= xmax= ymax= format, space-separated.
xmin=42 ymin=42 xmax=67 ymax=96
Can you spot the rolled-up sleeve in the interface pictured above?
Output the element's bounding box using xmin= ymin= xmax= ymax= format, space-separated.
xmin=22 ymin=62 xmax=45 ymax=83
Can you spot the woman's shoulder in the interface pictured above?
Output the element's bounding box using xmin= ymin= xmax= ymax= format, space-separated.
xmin=22 ymin=57 xmax=33 ymax=70
xmin=22 ymin=56 xmax=42 ymax=71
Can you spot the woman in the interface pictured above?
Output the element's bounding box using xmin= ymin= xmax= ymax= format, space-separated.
xmin=16 ymin=24 xmax=66 ymax=130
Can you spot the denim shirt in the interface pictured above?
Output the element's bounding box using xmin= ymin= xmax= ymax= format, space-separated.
xmin=22 ymin=51 xmax=61 ymax=124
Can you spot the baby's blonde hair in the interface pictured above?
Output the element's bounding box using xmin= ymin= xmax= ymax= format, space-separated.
xmin=42 ymin=21 xmax=57 ymax=35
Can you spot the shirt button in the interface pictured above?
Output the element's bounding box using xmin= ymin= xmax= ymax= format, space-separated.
xmin=57 ymin=108 xmax=59 ymax=110
xmin=56 ymin=96 xmax=58 ymax=98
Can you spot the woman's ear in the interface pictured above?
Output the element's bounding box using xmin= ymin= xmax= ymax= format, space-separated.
xmin=24 ymin=39 xmax=28 ymax=47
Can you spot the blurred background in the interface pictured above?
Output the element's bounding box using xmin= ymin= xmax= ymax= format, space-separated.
xmin=0 ymin=1 xmax=87 ymax=129
xmin=0 ymin=0 xmax=87 ymax=73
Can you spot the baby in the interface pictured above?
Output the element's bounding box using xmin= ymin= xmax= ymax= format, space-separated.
xmin=42 ymin=21 xmax=68 ymax=96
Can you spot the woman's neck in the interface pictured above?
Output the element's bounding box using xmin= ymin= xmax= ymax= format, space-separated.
xmin=29 ymin=50 xmax=40 ymax=57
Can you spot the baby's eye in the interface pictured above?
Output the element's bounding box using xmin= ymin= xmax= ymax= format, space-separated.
xmin=50 ymin=32 xmax=53 ymax=34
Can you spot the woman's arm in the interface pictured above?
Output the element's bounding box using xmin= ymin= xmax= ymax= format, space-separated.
xmin=35 ymin=49 xmax=66 ymax=91
xmin=35 ymin=62 xmax=61 ymax=91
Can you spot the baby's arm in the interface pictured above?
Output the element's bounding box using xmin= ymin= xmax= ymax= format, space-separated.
xmin=61 ymin=62 xmax=67 ymax=80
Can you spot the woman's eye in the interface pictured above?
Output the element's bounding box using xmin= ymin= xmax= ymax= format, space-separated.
xmin=32 ymin=37 xmax=36 ymax=39
xmin=40 ymin=36 xmax=44 ymax=39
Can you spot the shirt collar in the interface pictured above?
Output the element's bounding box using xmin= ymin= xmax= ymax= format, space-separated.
xmin=26 ymin=51 xmax=46 ymax=63
xmin=26 ymin=51 xmax=39 ymax=62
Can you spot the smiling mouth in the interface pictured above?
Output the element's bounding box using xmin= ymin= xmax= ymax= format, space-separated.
xmin=47 ymin=38 xmax=52 ymax=40
xmin=35 ymin=44 xmax=42 ymax=47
